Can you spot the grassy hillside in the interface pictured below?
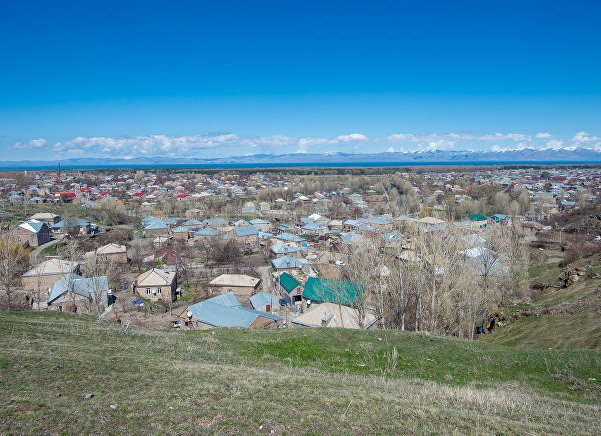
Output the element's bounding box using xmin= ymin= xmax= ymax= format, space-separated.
xmin=0 ymin=312 xmax=600 ymax=434
xmin=483 ymin=253 xmax=601 ymax=350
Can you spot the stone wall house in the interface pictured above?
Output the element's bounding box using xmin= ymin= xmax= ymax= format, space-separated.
xmin=46 ymin=273 xmax=110 ymax=314
xmin=135 ymin=268 xmax=177 ymax=302
xmin=28 ymin=212 xmax=61 ymax=227
xmin=22 ymin=259 xmax=80 ymax=294
xmin=95 ymin=243 xmax=128 ymax=263
xmin=208 ymin=274 xmax=260 ymax=302
xmin=12 ymin=220 xmax=51 ymax=247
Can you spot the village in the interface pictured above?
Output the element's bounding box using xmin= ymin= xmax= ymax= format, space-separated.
xmin=1 ymin=166 xmax=600 ymax=336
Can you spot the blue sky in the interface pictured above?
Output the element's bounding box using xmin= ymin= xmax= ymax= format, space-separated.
xmin=1 ymin=0 xmax=600 ymax=160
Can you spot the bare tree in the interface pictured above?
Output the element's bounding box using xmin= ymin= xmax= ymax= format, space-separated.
xmin=0 ymin=236 xmax=29 ymax=311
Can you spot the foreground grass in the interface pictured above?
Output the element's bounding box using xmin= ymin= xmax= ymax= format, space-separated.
xmin=0 ymin=312 xmax=600 ymax=435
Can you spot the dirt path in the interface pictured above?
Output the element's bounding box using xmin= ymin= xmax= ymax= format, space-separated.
xmin=29 ymin=235 xmax=66 ymax=263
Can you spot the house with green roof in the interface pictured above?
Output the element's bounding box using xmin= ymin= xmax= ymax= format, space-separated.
xmin=467 ymin=213 xmax=488 ymax=229
xmin=275 ymin=272 xmax=302 ymax=304
xmin=302 ymin=277 xmax=363 ymax=306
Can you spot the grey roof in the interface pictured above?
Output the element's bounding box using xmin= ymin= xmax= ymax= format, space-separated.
xmin=271 ymin=256 xmax=308 ymax=269
xmin=249 ymin=218 xmax=270 ymax=225
xmin=382 ymin=231 xmax=404 ymax=243
xmin=187 ymin=291 xmax=281 ymax=328
xmin=249 ymin=292 xmax=280 ymax=309
xmin=233 ymin=225 xmax=258 ymax=237
xmin=18 ymin=220 xmax=46 ymax=233
xmin=48 ymin=273 xmax=109 ymax=304
xmin=144 ymin=219 xmax=168 ymax=230
xmin=194 ymin=227 xmax=220 ymax=237
xmin=203 ymin=218 xmax=228 ymax=226
xmin=276 ymin=232 xmax=303 ymax=242
xmin=52 ymin=218 xmax=91 ymax=229
xmin=340 ymin=232 xmax=362 ymax=244
xmin=182 ymin=219 xmax=202 ymax=226
xmin=271 ymin=243 xmax=300 ymax=255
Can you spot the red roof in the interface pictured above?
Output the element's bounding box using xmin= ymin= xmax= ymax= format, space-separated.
xmin=176 ymin=193 xmax=187 ymax=198
xmin=57 ymin=192 xmax=76 ymax=197
xmin=80 ymin=187 xmax=92 ymax=193
xmin=132 ymin=192 xmax=143 ymax=197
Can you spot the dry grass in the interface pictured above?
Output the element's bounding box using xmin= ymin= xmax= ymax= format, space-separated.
xmin=0 ymin=312 xmax=600 ymax=435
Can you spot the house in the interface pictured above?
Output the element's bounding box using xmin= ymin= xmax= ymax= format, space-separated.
xmin=249 ymin=291 xmax=280 ymax=313
xmin=490 ymin=214 xmax=509 ymax=224
xmin=12 ymin=220 xmax=51 ymax=247
xmin=276 ymin=232 xmax=304 ymax=243
xmin=135 ymin=268 xmax=177 ymax=302
xmin=52 ymin=218 xmax=93 ymax=235
xmin=28 ymin=212 xmax=60 ymax=226
xmin=182 ymin=291 xmax=282 ymax=329
xmin=467 ymin=214 xmax=488 ymax=229
xmin=232 ymin=225 xmax=259 ymax=250
xmin=22 ymin=259 xmax=80 ymax=294
xmin=270 ymin=243 xmax=300 ymax=257
xmin=95 ymin=243 xmax=128 ymax=263
xmin=249 ymin=218 xmax=272 ymax=232
xmin=46 ymin=273 xmax=110 ymax=313
xmin=275 ymin=272 xmax=303 ymax=305
xmin=208 ymin=274 xmax=260 ymax=300
xmin=143 ymin=218 xmax=169 ymax=236
xmin=193 ymin=227 xmax=222 ymax=239
xmin=461 ymin=247 xmax=507 ymax=277
xmin=291 ymin=302 xmax=377 ymax=329
xmin=302 ymin=277 xmax=363 ymax=306
xmin=271 ymin=256 xmax=308 ymax=271
xmin=171 ymin=226 xmax=190 ymax=240
xmin=181 ymin=219 xmax=202 ymax=230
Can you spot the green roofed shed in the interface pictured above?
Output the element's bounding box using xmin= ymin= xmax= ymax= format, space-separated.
xmin=302 ymin=277 xmax=363 ymax=306
xmin=467 ymin=214 xmax=487 ymax=221
xmin=276 ymin=272 xmax=301 ymax=294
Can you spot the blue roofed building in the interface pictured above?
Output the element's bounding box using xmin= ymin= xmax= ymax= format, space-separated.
xmin=271 ymin=255 xmax=308 ymax=270
xmin=182 ymin=291 xmax=282 ymax=329
xmin=249 ymin=292 xmax=280 ymax=313
xmin=46 ymin=273 xmax=111 ymax=313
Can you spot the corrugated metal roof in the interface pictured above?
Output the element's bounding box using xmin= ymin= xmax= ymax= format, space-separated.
xmin=187 ymin=291 xmax=281 ymax=327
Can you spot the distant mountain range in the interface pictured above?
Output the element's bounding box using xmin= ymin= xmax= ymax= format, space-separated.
xmin=2 ymin=148 xmax=601 ymax=169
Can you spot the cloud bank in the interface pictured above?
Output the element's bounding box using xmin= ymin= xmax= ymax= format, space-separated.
xmin=10 ymin=131 xmax=601 ymax=159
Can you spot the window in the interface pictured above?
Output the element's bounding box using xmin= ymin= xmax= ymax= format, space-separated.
xmin=157 ymin=289 xmax=162 ymax=294
xmin=146 ymin=288 xmax=151 ymax=295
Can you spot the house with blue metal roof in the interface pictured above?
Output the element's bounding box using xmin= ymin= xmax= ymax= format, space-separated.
xmin=271 ymin=256 xmax=308 ymax=270
xmin=270 ymin=243 xmax=300 ymax=257
xmin=171 ymin=226 xmax=190 ymax=240
xmin=52 ymin=218 xmax=93 ymax=235
xmin=232 ymin=225 xmax=259 ymax=250
xmin=182 ymin=291 xmax=282 ymax=329
xmin=143 ymin=218 xmax=169 ymax=236
xmin=193 ymin=227 xmax=222 ymax=238
xmin=276 ymin=232 xmax=303 ymax=243
xmin=249 ymin=292 xmax=280 ymax=313
xmin=47 ymin=273 xmax=110 ymax=313
xmin=182 ymin=219 xmax=203 ymax=228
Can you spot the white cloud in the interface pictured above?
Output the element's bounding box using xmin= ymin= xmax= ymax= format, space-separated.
xmin=10 ymin=138 xmax=48 ymax=149
xmin=52 ymin=134 xmax=242 ymax=157
xmin=535 ymin=132 xmax=552 ymax=139
xmin=571 ymin=131 xmax=600 ymax=143
xmin=296 ymin=133 xmax=368 ymax=153
xmin=336 ymin=133 xmax=368 ymax=142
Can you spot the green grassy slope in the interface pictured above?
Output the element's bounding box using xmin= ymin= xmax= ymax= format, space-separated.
xmin=483 ymin=254 xmax=601 ymax=350
xmin=1 ymin=312 xmax=600 ymax=434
